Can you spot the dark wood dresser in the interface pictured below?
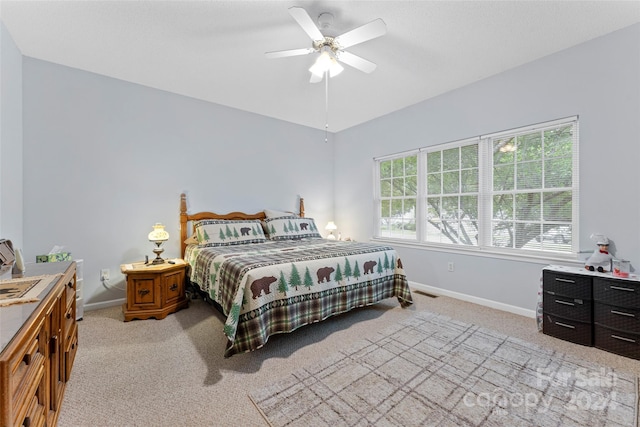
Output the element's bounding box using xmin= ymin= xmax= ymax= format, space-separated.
xmin=0 ymin=261 xmax=77 ymax=427
xmin=542 ymin=265 xmax=640 ymax=359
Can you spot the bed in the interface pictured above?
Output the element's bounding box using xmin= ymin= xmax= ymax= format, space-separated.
xmin=179 ymin=193 xmax=413 ymax=357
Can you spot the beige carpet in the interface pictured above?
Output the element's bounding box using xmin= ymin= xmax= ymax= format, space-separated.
xmin=58 ymin=290 xmax=640 ymax=426
xmin=250 ymin=310 xmax=638 ymax=426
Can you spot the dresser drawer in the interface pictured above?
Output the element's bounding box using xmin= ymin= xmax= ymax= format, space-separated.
xmin=8 ymin=343 xmax=45 ymax=427
xmin=543 ymin=270 xmax=592 ymax=299
xmin=593 ymin=278 xmax=640 ymax=308
xmin=543 ymin=313 xmax=592 ymax=346
xmin=594 ymin=302 xmax=640 ymax=334
xmin=594 ymin=325 xmax=640 ymax=360
xmin=5 ymin=317 xmax=46 ymax=414
xmin=64 ymin=275 xmax=76 ymax=310
xmin=65 ymin=323 xmax=78 ymax=381
xmin=21 ymin=365 xmax=46 ymax=427
xmin=543 ymin=293 xmax=591 ymax=322
xmin=64 ymin=302 xmax=76 ymax=339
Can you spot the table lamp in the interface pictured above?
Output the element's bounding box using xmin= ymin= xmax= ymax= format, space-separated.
xmin=148 ymin=223 xmax=169 ymax=264
xmin=325 ymin=221 xmax=337 ymax=240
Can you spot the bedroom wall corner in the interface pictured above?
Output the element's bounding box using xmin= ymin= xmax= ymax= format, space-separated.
xmin=0 ymin=20 xmax=24 ymax=250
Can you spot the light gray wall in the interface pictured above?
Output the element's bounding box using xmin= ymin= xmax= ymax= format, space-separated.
xmin=22 ymin=59 xmax=333 ymax=306
xmin=334 ymin=24 xmax=640 ymax=312
xmin=0 ymin=21 xmax=23 ymax=250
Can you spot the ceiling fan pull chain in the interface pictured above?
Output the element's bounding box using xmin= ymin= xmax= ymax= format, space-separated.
xmin=325 ymin=71 xmax=329 ymax=143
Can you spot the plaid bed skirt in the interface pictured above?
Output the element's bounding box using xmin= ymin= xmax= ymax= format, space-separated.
xmin=228 ymin=274 xmax=412 ymax=357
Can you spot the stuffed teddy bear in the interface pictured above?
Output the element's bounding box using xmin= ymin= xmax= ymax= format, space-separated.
xmin=585 ymin=234 xmax=613 ymax=272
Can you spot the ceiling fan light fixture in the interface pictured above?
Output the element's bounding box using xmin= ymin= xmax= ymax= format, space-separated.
xmin=309 ymin=50 xmax=331 ymax=77
xmin=329 ymin=60 xmax=344 ymax=77
xmin=309 ymin=47 xmax=343 ymax=79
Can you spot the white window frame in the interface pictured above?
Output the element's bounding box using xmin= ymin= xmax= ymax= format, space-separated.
xmin=420 ymin=136 xmax=481 ymax=246
xmin=373 ymin=149 xmax=419 ymax=241
xmin=373 ymin=116 xmax=579 ymax=260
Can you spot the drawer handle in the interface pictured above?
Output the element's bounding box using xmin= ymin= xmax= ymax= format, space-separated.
xmin=22 ymin=353 xmax=32 ymax=365
xmin=67 ymin=281 xmax=74 ymax=288
xmin=66 ymin=313 xmax=72 ymax=319
xmin=611 ymin=334 xmax=636 ymax=344
xmin=611 ymin=310 xmax=635 ymax=318
xmin=138 ymin=289 xmax=150 ymax=296
xmin=170 ymin=284 xmax=178 ymax=292
xmin=555 ymin=300 xmax=575 ymax=306
xmin=610 ymin=285 xmax=635 ymax=292
xmin=554 ymin=321 xmax=575 ymax=329
xmin=555 ymin=278 xmax=576 ymax=283
xmin=50 ymin=335 xmax=58 ymax=354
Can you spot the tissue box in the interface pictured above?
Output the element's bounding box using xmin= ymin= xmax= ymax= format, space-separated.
xmin=36 ymin=252 xmax=71 ymax=263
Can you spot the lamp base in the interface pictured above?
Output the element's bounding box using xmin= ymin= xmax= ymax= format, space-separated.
xmin=151 ymin=245 xmax=165 ymax=264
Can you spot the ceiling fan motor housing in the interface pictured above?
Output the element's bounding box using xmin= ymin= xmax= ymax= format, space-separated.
xmin=317 ymin=12 xmax=334 ymax=30
xmin=313 ymin=37 xmax=340 ymax=53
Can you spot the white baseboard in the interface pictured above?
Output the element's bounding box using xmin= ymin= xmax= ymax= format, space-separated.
xmin=84 ymin=298 xmax=125 ymax=312
xmin=409 ymin=281 xmax=536 ymax=319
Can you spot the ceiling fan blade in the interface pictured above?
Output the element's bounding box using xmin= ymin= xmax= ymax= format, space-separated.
xmin=265 ymin=48 xmax=315 ymax=59
xmin=288 ymin=6 xmax=324 ymax=41
xmin=334 ymin=18 xmax=386 ymax=49
xmin=337 ymin=51 xmax=377 ymax=73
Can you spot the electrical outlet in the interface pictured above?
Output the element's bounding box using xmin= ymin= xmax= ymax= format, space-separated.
xmin=101 ymin=269 xmax=110 ymax=281
xmin=447 ymin=262 xmax=454 ymax=272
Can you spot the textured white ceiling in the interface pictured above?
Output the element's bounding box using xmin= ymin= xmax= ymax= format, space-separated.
xmin=1 ymin=1 xmax=639 ymax=132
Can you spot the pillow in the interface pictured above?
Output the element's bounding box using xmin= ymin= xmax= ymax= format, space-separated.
xmin=264 ymin=216 xmax=322 ymax=240
xmin=194 ymin=220 xmax=266 ymax=247
xmin=264 ymin=208 xmax=297 ymax=219
xmin=184 ymin=233 xmax=198 ymax=245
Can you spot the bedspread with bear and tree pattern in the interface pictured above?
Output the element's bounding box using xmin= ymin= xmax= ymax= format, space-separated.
xmin=185 ymin=239 xmax=413 ymax=357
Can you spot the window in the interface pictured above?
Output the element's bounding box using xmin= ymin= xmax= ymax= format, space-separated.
xmin=374 ymin=117 xmax=579 ymax=255
xmin=425 ymin=140 xmax=479 ymax=246
xmin=378 ymin=154 xmax=418 ymax=239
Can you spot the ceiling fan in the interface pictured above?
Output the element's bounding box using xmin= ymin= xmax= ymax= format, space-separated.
xmin=265 ymin=7 xmax=387 ymax=83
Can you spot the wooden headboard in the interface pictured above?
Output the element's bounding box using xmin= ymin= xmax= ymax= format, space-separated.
xmin=179 ymin=193 xmax=305 ymax=258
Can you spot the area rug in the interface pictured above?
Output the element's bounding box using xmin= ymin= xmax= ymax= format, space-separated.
xmin=249 ymin=310 xmax=639 ymax=426
xmin=0 ymin=274 xmax=61 ymax=306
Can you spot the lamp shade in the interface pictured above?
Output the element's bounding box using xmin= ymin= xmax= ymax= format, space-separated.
xmin=148 ymin=223 xmax=169 ymax=242
xmin=329 ymin=59 xmax=344 ymax=78
xmin=325 ymin=221 xmax=337 ymax=240
xmin=309 ymin=47 xmax=343 ymax=79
